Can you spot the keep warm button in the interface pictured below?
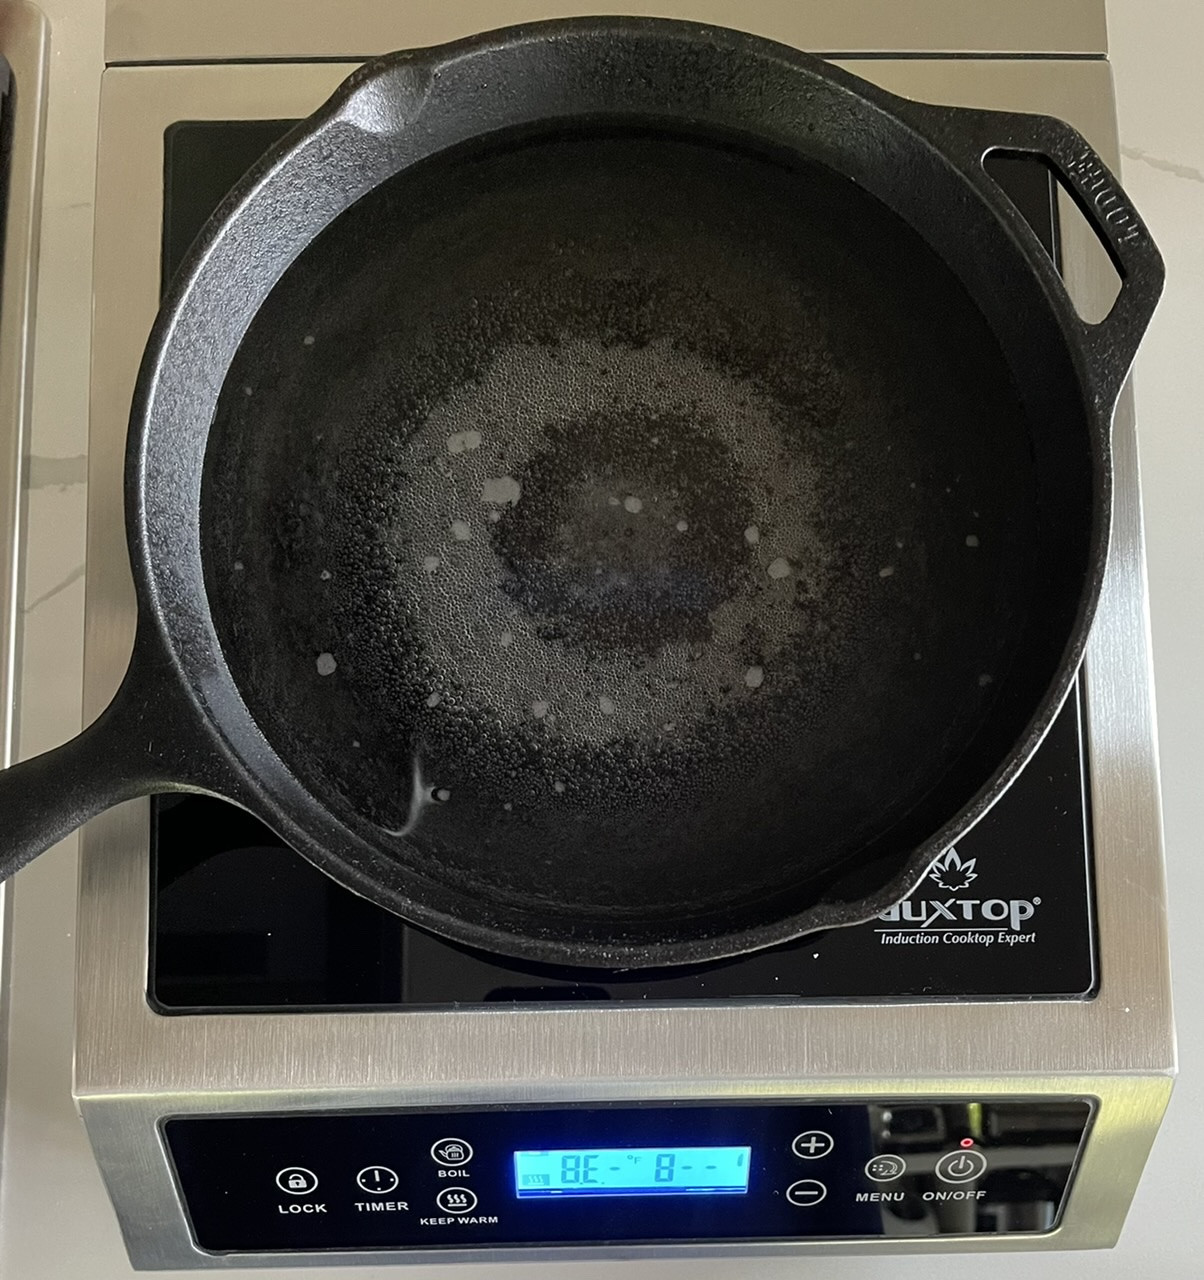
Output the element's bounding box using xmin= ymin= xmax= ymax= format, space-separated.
xmin=435 ymin=1187 xmax=478 ymax=1214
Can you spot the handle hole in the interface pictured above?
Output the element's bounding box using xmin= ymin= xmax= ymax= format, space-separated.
xmin=984 ymin=149 xmax=1120 ymax=325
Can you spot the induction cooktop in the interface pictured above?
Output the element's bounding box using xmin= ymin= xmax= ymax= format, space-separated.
xmin=70 ymin=10 xmax=1172 ymax=1271
xmin=151 ymin=124 xmax=1092 ymax=1013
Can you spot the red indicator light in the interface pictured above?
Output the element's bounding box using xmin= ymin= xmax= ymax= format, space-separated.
xmin=959 ymin=1138 xmax=975 ymax=1148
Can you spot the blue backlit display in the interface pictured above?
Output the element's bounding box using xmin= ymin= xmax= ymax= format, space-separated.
xmin=513 ymin=1146 xmax=751 ymax=1198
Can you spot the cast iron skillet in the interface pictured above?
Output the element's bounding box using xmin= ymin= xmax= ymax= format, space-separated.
xmin=0 ymin=19 xmax=1163 ymax=966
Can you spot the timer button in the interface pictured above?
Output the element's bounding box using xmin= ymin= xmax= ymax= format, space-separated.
xmin=356 ymin=1166 xmax=399 ymax=1194
xmin=431 ymin=1138 xmax=474 ymax=1167
xmin=791 ymin=1131 xmax=835 ymax=1159
xmin=935 ymin=1149 xmax=988 ymax=1183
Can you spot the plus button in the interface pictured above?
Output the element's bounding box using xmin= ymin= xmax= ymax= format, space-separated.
xmin=791 ymin=1131 xmax=835 ymax=1160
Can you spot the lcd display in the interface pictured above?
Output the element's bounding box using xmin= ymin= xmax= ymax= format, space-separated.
xmin=513 ymin=1146 xmax=751 ymax=1198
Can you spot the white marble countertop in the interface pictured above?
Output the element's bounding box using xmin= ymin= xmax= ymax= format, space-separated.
xmin=1 ymin=1 xmax=1199 ymax=1276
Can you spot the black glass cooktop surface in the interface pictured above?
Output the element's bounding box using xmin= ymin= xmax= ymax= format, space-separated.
xmin=149 ymin=120 xmax=1093 ymax=1012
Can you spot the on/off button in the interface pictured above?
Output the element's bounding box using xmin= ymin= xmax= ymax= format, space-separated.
xmin=935 ymin=1149 xmax=988 ymax=1183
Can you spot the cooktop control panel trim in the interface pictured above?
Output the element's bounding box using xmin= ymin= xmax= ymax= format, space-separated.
xmin=165 ymin=1099 xmax=1093 ymax=1254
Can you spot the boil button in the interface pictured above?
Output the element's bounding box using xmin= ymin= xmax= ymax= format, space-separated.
xmin=431 ymin=1138 xmax=474 ymax=1168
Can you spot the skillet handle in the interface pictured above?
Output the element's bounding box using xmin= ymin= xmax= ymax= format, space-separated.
xmin=904 ymin=103 xmax=1165 ymax=406
xmin=0 ymin=627 xmax=234 ymax=881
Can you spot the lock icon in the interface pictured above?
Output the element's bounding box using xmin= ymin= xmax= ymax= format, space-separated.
xmin=276 ymin=1167 xmax=317 ymax=1195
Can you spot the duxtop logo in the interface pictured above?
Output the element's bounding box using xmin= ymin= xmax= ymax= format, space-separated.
xmin=876 ymin=846 xmax=1040 ymax=948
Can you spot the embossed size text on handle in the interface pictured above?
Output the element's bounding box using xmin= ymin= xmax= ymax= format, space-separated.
xmin=1062 ymin=149 xmax=1144 ymax=248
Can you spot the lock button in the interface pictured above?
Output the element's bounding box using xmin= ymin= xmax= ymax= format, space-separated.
xmin=275 ymin=1167 xmax=319 ymax=1196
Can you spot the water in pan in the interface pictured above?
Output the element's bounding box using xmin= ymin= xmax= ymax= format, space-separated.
xmin=199 ymin=126 xmax=1037 ymax=931
xmin=391 ymin=335 xmax=836 ymax=750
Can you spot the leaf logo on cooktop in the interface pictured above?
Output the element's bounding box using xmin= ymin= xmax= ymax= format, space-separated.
xmin=927 ymin=848 xmax=978 ymax=893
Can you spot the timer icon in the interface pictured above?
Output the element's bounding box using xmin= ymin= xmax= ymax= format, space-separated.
xmin=356 ymin=1166 xmax=399 ymax=1194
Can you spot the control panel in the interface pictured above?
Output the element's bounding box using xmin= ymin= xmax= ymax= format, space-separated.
xmin=165 ymin=1099 xmax=1091 ymax=1254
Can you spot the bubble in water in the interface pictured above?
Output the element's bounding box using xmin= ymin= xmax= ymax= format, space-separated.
xmin=451 ymin=520 xmax=471 ymax=542
xmin=745 ymin=525 xmax=760 ymax=545
xmin=623 ymin=496 xmax=643 ymax=514
xmin=447 ymin=429 xmax=482 ymax=455
xmin=598 ymin=695 xmax=616 ymax=715
xmin=767 ymin=557 xmax=791 ymax=580
xmin=422 ymin=555 xmax=440 ymax=573
xmin=481 ymin=475 xmax=522 ymax=505
xmin=744 ymin=666 xmax=765 ymax=689
xmin=319 ymin=568 xmax=331 ymax=581
xmin=316 ymin=653 xmax=337 ymax=676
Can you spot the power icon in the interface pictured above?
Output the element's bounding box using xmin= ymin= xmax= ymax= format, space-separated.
xmin=935 ymin=1149 xmax=988 ymax=1183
